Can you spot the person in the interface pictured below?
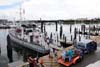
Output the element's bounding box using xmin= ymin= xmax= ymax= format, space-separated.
xmin=78 ymin=49 xmax=84 ymax=59
xmin=7 ymin=35 xmax=13 ymax=63
xmin=27 ymin=56 xmax=37 ymax=67
xmin=67 ymin=49 xmax=73 ymax=62
xmin=27 ymin=56 xmax=34 ymax=67
xmin=62 ymin=50 xmax=67 ymax=62
xmin=47 ymin=37 xmax=50 ymax=46
xmin=49 ymin=48 xmax=54 ymax=58
xmin=37 ymin=58 xmax=45 ymax=67
xmin=54 ymin=50 xmax=57 ymax=58
xmin=54 ymin=49 xmax=58 ymax=62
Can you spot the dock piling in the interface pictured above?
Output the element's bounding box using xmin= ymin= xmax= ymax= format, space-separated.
xmin=60 ymin=25 xmax=63 ymax=39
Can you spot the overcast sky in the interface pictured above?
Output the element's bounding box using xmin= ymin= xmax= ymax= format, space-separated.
xmin=0 ymin=0 xmax=100 ymax=20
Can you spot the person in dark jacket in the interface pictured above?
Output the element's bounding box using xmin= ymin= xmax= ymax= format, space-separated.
xmin=7 ymin=35 xmax=13 ymax=63
xmin=27 ymin=56 xmax=37 ymax=67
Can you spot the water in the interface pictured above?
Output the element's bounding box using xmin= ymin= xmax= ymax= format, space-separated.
xmin=45 ymin=24 xmax=81 ymax=40
xmin=0 ymin=29 xmax=9 ymax=56
xmin=45 ymin=23 xmax=89 ymax=42
xmin=0 ymin=29 xmax=23 ymax=63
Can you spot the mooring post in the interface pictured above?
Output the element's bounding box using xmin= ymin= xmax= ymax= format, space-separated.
xmin=79 ymin=29 xmax=81 ymax=41
xmin=60 ymin=25 xmax=63 ymax=39
xmin=71 ymin=34 xmax=73 ymax=41
xmin=74 ymin=27 xmax=77 ymax=40
xmin=89 ymin=24 xmax=90 ymax=39
xmin=40 ymin=18 xmax=43 ymax=33
xmin=70 ymin=24 xmax=72 ymax=33
xmin=55 ymin=22 xmax=58 ymax=32
xmin=44 ymin=24 xmax=46 ymax=33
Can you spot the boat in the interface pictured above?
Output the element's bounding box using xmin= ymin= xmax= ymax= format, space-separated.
xmin=58 ymin=48 xmax=83 ymax=67
xmin=0 ymin=24 xmax=10 ymax=29
xmin=7 ymin=23 xmax=50 ymax=60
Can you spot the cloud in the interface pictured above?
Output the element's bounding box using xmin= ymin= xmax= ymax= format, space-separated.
xmin=0 ymin=0 xmax=30 ymax=9
xmin=22 ymin=0 xmax=100 ymax=20
xmin=0 ymin=0 xmax=100 ymax=20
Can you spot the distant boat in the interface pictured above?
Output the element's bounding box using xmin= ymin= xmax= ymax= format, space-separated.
xmin=0 ymin=24 xmax=10 ymax=29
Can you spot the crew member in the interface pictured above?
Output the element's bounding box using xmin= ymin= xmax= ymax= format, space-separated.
xmin=62 ymin=50 xmax=67 ymax=62
xmin=68 ymin=49 xmax=73 ymax=62
xmin=27 ymin=56 xmax=37 ymax=67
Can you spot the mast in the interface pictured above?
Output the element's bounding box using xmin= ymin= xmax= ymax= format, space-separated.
xmin=18 ymin=0 xmax=23 ymax=26
xmin=19 ymin=1 xmax=22 ymax=26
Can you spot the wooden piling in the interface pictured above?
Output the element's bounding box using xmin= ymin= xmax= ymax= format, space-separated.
xmin=55 ymin=22 xmax=58 ymax=32
xmin=40 ymin=18 xmax=43 ymax=33
xmin=60 ymin=25 xmax=63 ymax=39
xmin=74 ymin=27 xmax=77 ymax=40
xmin=71 ymin=35 xmax=73 ymax=41
xmin=70 ymin=24 xmax=72 ymax=33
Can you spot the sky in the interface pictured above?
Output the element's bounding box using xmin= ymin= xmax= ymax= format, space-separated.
xmin=0 ymin=0 xmax=100 ymax=20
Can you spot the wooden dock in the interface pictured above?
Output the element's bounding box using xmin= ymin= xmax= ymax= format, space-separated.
xmin=17 ymin=45 xmax=74 ymax=67
xmin=39 ymin=45 xmax=74 ymax=67
xmin=91 ymin=36 xmax=100 ymax=44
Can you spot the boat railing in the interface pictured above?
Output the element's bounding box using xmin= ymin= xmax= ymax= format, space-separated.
xmin=9 ymin=30 xmax=49 ymax=54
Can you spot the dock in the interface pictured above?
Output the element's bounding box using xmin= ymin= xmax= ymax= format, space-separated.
xmin=17 ymin=45 xmax=74 ymax=67
xmin=39 ymin=45 xmax=74 ymax=67
xmin=91 ymin=36 xmax=100 ymax=44
xmin=9 ymin=60 xmax=24 ymax=67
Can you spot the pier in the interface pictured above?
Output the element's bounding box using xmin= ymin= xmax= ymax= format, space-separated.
xmin=16 ymin=45 xmax=74 ymax=67
xmin=11 ymin=35 xmax=100 ymax=67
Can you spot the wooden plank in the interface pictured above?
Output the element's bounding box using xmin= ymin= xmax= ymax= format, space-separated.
xmin=91 ymin=36 xmax=100 ymax=43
